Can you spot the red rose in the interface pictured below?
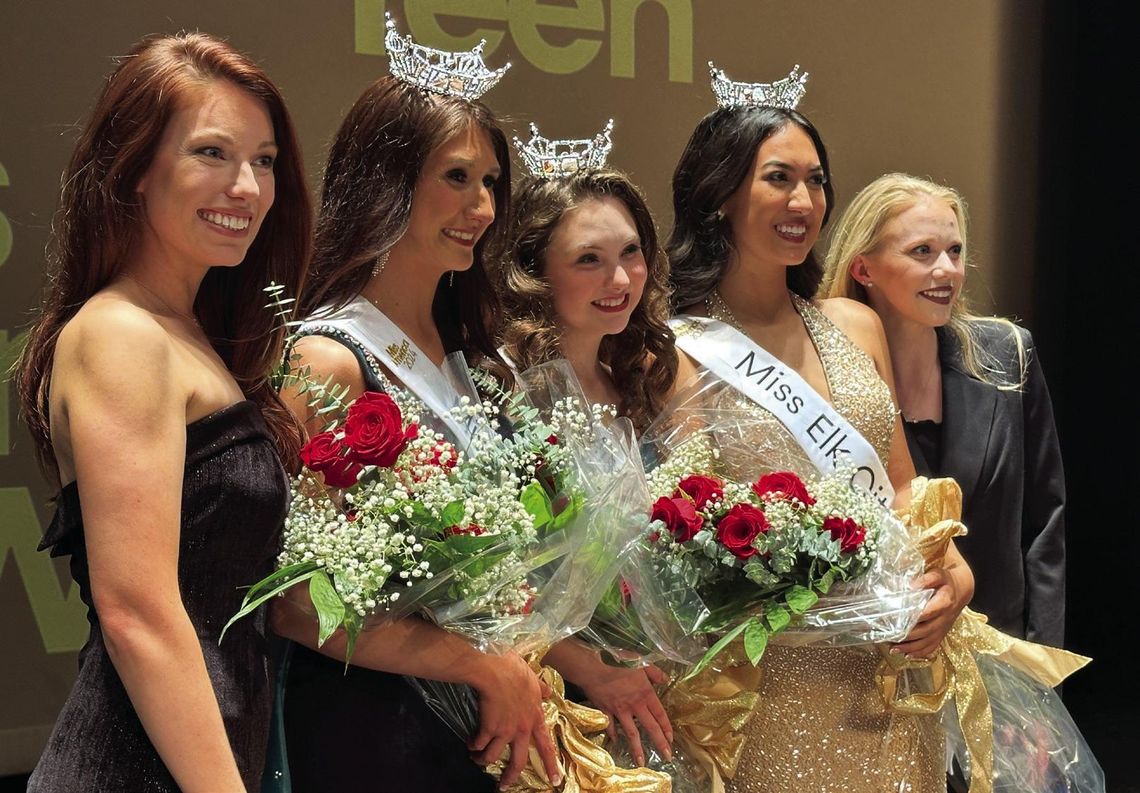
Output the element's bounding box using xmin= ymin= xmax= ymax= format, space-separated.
xmin=546 ymin=434 xmax=559 ymax=446
xmin=445 ymin=524 xmax=485 ymax=537
xmin=342 ymin=392 xmax=418 ymax=468
xmin=651 ymin=496 xmax=704 ymax=542
xmin=673 ymin=474 xmax=725 ymax=510
xmin=752 ymin=471 xmax=815 ymax=506
xmin=823 ymin=516 xmax=867 ymax=553
xmin=300 ymin=431 xmax=362 ymax=489
xmin=716 ymin=504 xmax=770 ymax=559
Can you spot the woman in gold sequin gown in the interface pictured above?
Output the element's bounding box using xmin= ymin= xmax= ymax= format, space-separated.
xmin=661 ymin=104 xmax=976 ymax=792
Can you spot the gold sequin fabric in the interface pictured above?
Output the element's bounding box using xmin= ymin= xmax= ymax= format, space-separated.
xmin=698 ymin=293 xmax=942 ymax=793
xmin=791 ymin=294 xmax=895 ymax=462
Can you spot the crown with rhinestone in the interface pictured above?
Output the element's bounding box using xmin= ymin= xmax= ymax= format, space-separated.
xmin=708 ymin=61 xmax=809 ymax=110
xmin=513 ymin=119 xmax=614 ymax=179
xmin=384 ymin=12 xmax=511 ymax=101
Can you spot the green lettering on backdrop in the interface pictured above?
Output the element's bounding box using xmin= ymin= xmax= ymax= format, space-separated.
xmin=406 ymin=1 xmax=507 ymax=53
xmin=610 ymin=0 xmax=692 ymax=82
xmin=353 ymin=0 xmax=692 ymax=82
xmin=0 ymin=487 xmax=88 ymax=653
xmin=0 ymin=165 xmax=87 ymax=654
xmin=510 ymin=0 xmax=603 ymax=75
xmin=0 ymin=163 xmax=11 ymax=268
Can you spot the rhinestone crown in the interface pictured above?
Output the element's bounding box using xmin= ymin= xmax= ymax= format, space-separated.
xmin=385 ymin=12 xmax=510 ymax=101
xmin=708 ymin=61 xmax=809 ymax=110
xmin=513 ymin=119 xmax=614 ymax=179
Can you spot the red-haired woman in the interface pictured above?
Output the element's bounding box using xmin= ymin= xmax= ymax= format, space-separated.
xmin=16 ymin=33 xmax=311 ymax=792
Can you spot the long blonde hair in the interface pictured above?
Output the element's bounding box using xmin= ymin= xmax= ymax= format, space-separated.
xmin=821 ymin=173 xmax=1025 ymax=389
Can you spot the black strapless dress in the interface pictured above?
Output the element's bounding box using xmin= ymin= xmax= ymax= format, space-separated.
xmin=27 ymin=401 xmax=289 ymax=793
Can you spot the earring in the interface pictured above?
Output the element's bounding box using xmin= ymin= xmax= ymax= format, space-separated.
xmin=715 ymin=209 xmax=726 ymax=221
xmin=449 ymin=271 xmax=455 ymax=287
xmin=372 ymin=251 xmax=390 ymax=278
xmin=863 ymin=280 xmax=872 ymax=288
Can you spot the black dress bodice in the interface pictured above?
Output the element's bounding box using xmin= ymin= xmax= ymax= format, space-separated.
xmin=28 ymin=401 xmax=289 ymax=792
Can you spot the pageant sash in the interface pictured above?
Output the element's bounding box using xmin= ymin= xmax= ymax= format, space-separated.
xmin=300 ymin=297 xmax=474 ymax=444
xmin=670 ymin=315 xmax=895 ymax=506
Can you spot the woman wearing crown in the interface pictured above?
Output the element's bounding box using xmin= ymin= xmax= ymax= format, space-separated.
xmin=655 ymin=65 xmax=975 ymax=792
xmin=494 ymin=120 xmax=681 ymax=769
xmin=267 ymin=16 xmax=560 ymax=793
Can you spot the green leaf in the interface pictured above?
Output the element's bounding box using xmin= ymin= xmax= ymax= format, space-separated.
xmin=309 ymin=570 xmax=346 ymax=647
xmin=219 ymin=566 xmax=321 ymax=645
xmin=817 ymin=567 xmax=839 ymax=594
xmin=784 ymin=584 xmax=819 ymax=614
xmin=683 ymin=619 xmax=752 ymax=681
xmin=765 ymin=603 xmax=791 ymax=634
xmin=244 ymin=561 xmax=319 ymax=604
xmin=410 ymin=501 xmax=439 ymax=531
xmin=439 ymin=500 xmax=466 ymax=529
xmin=549 ymin=492 xmax=583 ymax=531
xmin=743 ymin=619 xmax=769 ymax=665
xmin=520 ymin=481 xmax=553 ymax=527
xmin=342 ymin=609 xmax=363 ymax=669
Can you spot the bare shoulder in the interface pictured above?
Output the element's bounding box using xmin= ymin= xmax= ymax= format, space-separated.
xmin=815 ymin=297 xmax=889 ymax=362
xmin=287 ymin=334 xmax=368 ymax=396
xmin=55 ymin=294 xmax=176 ymax=395
xmin=816 ymin=296 xmax=882 ymax=335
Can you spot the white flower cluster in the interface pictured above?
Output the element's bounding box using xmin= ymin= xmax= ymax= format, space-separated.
xmin=276 ymin=384 xmax=597 ymax=622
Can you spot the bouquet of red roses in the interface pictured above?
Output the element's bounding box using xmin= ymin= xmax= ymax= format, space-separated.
xmin=225 ymin=378 xmax=587 ymax=660
xmin=639 ymin=435 xmax=918 ymax=674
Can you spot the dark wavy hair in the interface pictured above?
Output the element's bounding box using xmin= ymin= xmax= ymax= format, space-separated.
xmin=299 ymin=76 xmax=510 ymax=379
xmin=667 ymin=106 xmax=834 ymax=309
xmin=496 ymin=170 xmax=677 ymax=432
xmin=15 ymin=32 xmax=311 ymax=478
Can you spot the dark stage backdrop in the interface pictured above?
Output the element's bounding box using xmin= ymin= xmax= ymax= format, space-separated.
xmin=2 ymin=0 xmax=1126 ymax=784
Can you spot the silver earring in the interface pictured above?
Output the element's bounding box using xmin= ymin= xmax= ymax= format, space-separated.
xmin=449 ymin=270 xmax=455 ymax=287
xmin=372 ymin=251 xmax=390 ymax=278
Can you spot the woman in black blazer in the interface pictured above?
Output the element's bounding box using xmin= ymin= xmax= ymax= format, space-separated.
xmin=819 ymin=172 xmax=1065 ymax=648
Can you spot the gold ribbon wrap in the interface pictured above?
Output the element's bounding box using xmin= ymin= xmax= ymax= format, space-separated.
xmin=660 ymin=647 xmax=763 ymax=793
xmin=879 ymin=477 xmax=1091 ymax=793
xmin=488 ymin=658 xmax=672 ymax=792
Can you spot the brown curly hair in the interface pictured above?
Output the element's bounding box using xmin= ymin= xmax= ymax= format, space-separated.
xmin=495 ymin=170 xmax=677 ymax=432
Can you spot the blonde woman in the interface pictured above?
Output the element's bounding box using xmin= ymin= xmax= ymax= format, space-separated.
xmin=821 ymin=172 xmax=1064 ymax=648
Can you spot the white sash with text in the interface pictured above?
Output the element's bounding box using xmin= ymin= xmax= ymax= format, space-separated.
xmin=671 ymin=315 xmax=894 ymax=506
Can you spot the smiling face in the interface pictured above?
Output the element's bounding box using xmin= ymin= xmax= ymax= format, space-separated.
xmin=542 ymin=195 xmax=648 ymax=341
xmin=721 ymin=123 xmax=828 ymax=271
xmin=852 ymin=195 xmax=965 ymax=328
xmin=388 ymin=123 xmax=501 ymax=276
xmin=135 ymin=79 xmax=277 ymax=270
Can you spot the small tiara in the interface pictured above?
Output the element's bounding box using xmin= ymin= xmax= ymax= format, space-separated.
xmin=708 ymin=61 xmax=809 ymax=110
xmin=384 ymin=12 xmax=511 ymax=101
xmin=513 ymin=119 xmax=614 ymax=179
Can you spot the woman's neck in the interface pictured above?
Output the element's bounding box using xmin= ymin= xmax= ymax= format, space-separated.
xmin=716 ymin=253 xmax=798 ymax=325
xmin=879 ymin=314 xmax=942 ymax=419
xmin=359 ymin=255 xmax=447 ymax=365
xmin=559 ymin=329 xmax=618 ymax=407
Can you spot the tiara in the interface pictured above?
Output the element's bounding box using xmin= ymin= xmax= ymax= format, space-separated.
xmin=513 ymin=119 xmax=614 ymax=179
xmin=384 ymin=13 xmax=510 ymax=101
xmin=708 ymin=61 xmax=809 ymax=110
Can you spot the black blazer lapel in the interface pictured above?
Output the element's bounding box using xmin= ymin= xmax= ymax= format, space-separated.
xmin=938 ymin=329 xmax=999 ymax=501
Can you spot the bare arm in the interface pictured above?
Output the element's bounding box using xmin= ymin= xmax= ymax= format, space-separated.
xmin=54 ymin=308 xmax=245 ymax=792
xmin=275 ymin=335 xmax=560 ymax=787
xmin=542 ymin=639 xmax=672 ymax=766
xmin=820 ymin=299 xmax=974 ymax=656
